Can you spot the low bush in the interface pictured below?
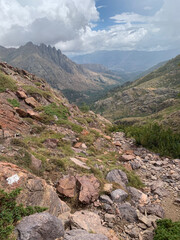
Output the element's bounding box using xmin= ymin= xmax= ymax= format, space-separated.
xmin=0 ymin=188 xmax=46 ymax=240
xmin=110 ymin=123 xmax=180 ymax=158
xmin=154 ymin=219 xmax=180 ymax=240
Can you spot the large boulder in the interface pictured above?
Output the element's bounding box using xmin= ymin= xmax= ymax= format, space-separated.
xmin=76 ymin=175 xmax=100 ymax=204
xmin=118 ymin=203 xmax=138 ymax=223
xmin=106 ymin=169 xmax=128 ymax=189
xmin=57 ymin=175 xmax=77 ymax=198
xmin=0 ymin=162 xmax=70 ymax=217
xmin=128 ymin=187 xmax=148 ymax=206
xmin=16 ymin=212 xmax=64 ymax=240
xmin=64 ymin=230 xmax=108 ymax=240
xmin=110 ymin=189 xmax=128 ymax=203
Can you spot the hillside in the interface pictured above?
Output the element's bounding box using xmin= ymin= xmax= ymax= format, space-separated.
xmin=0 ymin=43 xmax=122 ymax=103
xmin=94 ymin=55 xmax=180 ymax=132
xmin=71 ymin=49 xmax=178 ymax=73
xmin=0 ymin=62 xmax=179 ymax=240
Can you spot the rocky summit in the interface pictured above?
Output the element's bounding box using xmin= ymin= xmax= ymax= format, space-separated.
xmin=0 ymin=62 xmax=179 ymax=240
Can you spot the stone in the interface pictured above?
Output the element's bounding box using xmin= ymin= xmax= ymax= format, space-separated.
xmin=110 ymin=189 xmax=128 ymax=203
xmin=136 ymin=211 xmax=152 ymax=227
xmin=25 ymin=97 xmax=39 ymax=108
xmin=142 ymin=229 xmax=154 ymax=240
xmin=125 ymin=226 xmax=140 ymax=238
xmin=123 ymin=162 xmax=133 ymax=171
xmin=81 ymin=129 xmax=89 ymax=136
xmin=118 ymin=203 xmax=138 ymax=223
xmin=120 ymin=154 xmax=135 ymax=161
xmin=27 ymin=109 xmax=41 ymax=120
xmin=74 ymin=142 xmax=82 ymax=148
xmin=106 ymin=169 xmax=128 ymax=189
xmin=99 ymin=195 xmax=113 ymax=205
xmin=44 ymin=138 xmax=59 ymax=148
xmin=81 ymin=143 xmax=87 ymax=149
xmin=77 ymin=175 xmax=100 ymax=204
xmin=16 ymin=90 xmax=27 ymax=99
xmin=31 ymin=155 xmax=42 ymax=171
xmin=103 ymin=183 xmax=113 ymax=193
xmin=128 ymin=187 xmax=148 ymax=206
xmin=104 ymin=213 xmax=116 ymax=223
xmin=70 ymin=210 xmax=108 ymax=236
xmin=15 ymin=108 xmax=28 ymax=118
xmin=0 ymin=162 xmax=70 ymax=217
xmin=70 ymin=157 xmax=90 ymax=170
xmin=64 ymin=230 xmax=108 ymax=240
xmin=140 ymin=204 xmax=165 ymax=218
xmin=131 ymin=160 xmax=141 ymax=170
xmin=57 ymin=176 xmax=76 ymax=198
xmin=16 ymin=212 xmax=64 ymax=240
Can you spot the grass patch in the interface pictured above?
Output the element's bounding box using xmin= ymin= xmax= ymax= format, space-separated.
xmin=7 ymin=99 xmax=20 ymax=107
xmin=109 ymin=123 xmax=180 ymax=158
xmin=154 ymin=219 xmax=180 ymax=240
xmin=10 ymin=138 xmax=28 ymax=149
xmin=0 ymin=71 xmax=17 ymax=93
xmin=0 ymin=188 xmax=46 ymax=240
xmin=22 ymin=85 xmax=52 ymax=99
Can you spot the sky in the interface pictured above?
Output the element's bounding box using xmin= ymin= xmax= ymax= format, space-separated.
xmin=0 ymin=0 xmax=179 ymax=55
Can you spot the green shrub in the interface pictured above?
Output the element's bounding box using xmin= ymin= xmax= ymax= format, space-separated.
xmin=0 ymin=71 xmax=17 ymax=93
xmin=154 ymin=219 xmax=180 ymax=240
xmin=110 ymin=123 xmax=180 ymax=158
xmin=0 ymin=188 xmax=46 ymax=240
xmin=7 ymin=99 xmax=20 ymax=107
xmin=79 ymin=103 xmax=90 ymax=113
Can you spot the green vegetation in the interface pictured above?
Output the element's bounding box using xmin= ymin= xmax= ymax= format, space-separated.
xmin=154 ymin=219 xmax=180 ymax=240
xmin=109 ymin=123 xmax=180 ymax=158
xmin=22 ymin=85 xmax=52 ymax=99
xmin=0 ymin=188 xmax=46 ymax=240
xmin=0 ymin=71 xmax=17 ymax=93
xmin=7 ymin=99 xmax=20 ymax=108
xmin=79 ymin=103 xmax=90 ymax=113
xmin=40 ymin=103 xmax=70 ymax=124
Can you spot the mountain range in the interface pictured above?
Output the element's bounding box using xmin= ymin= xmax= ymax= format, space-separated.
xmin=0 ymin=42 xmax=123 ymax=103
xmin=94 ymin=54 xmax=180 ymax=132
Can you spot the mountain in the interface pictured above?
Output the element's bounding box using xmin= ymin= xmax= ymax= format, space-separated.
xmin=0 ymin=62 xmax=180 ymax=240
xmin=71 ymin=49 xmax=179 ymax=73
xmin=93 ymin=55 xmax=180 ymax=132
xmin=0 ymin=42 xmax=122 ymax=103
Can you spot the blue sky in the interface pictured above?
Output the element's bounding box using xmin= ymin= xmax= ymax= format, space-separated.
xmin=0 ymin=0 xmax=179 ymax=54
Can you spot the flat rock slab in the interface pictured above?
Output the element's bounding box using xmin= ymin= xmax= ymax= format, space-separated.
xmin=70 ymin=157 xmax=90 ymax=169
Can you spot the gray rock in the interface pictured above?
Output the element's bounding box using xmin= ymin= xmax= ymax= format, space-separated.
xmin=106 ymin=169 xmax=128 ymax=188
xmin=131 ymin=160 xmax=141 ymax=170
xmin=118 ymin=203 xmax=138 ymax=223
xmin=99 ymin=195 xmax=113 ymax=205
xmin=64 ymin=230 xmax=108 ymax=240
xmin=111 ymin=189 xmax=128 ymax=203
xmin=139 ymin=204 xmax=165 ymax=218
xmin=16 ymin=212 xmax=64 ymax=240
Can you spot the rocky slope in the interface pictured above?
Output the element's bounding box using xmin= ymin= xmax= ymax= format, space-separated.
xmin=94 ymin=55 xmax=180 ymax=131
xmin=0 ymin=43 xmax=121 ymax=103
xmin=0 ymin=62 xmax=179 ymax=240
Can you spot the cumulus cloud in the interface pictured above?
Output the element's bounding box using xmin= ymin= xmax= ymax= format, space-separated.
xmin=0 ymin=0 xmax=99 ymax=46
xmin=0 ymin=0 xmax=179 ymax=53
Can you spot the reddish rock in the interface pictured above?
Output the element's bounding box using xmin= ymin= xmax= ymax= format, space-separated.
xmin=44 ymin=138 xmax=59 ymax=149
xmin=123 ymin=163 xmax=133 ymax=172
xmin=31 ymin=155 xmax=42 ymax=171
xmin=104 ymin=135 xmax=111 ymax=140
xmin=57 ymin=176 xmax=77 ymax=198
xmin=16 ymin=90 xmax=27 ymax=99
xmin=15 ymin=108 xmax=28 ymax=118
xmin=113 ymin=141 xmax=121 ymax=147
xmin=27 ymin=109 xmax=41 ymax=120
xmin=81 ymin=129 xmax=89 ymax=136
xmin=74 ymin=142 xmax=82 ymax=148
xmin=0 ymin=162 xmax=70 ymax=217
xmin=76 ymin=175 xmax=100 ymax=204
xmin=25 ymin=97 xmax=39 ymax=108
xmin=120 ymin=154 xmax=135 ymax=161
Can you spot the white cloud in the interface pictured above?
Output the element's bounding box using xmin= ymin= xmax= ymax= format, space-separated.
xmin=0 ymin=0 xmax=99 ymax=46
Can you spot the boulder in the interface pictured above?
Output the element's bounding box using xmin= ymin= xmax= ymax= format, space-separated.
xmin=99 ymin=195 xmax=113 ymax=205
xmin=15 ymin=108 xmax=28 ymax=118
xmin=77 ymin=175 xmax=100 ymax=204
xmin=120 ymin=154 xmax=135 ymax=161
xmin=25 ymin=97 xmax=39 ymax=108
xmin=16 ymin=212 xmax=64 ymax=240
xmin=64 ymin=229 xmax=108 ymax=240
xmin=70 ymin=210 xmax=108 ymax=236
xmin=44 ymin=138 xmax=59 ymax=149
xmin=128 ymin=187 xmax=148 ymax=206
xmin=118 ymin=203 xmax=138 ymax=223
xmin=106 ymin=169 xmax=128 ymax=189
xmin=0 ymin=162 xmax=70 ymax=217
xmin=139 ymin=204 xmax=165 ymax=218
xmin=110 ymin=189 xmax=128 ymax=203
xmin=57 ymin=176 xmax=76 ymax=198
xmin=27 ymin=109 xmax=41 ymax=120
xmin=31 ymin=155 xmax=42 ymax=171
xmin=70 ymin=157 xmax=90 ymax=170
xmin=16 ymin=90 xmax=27 ymax=99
